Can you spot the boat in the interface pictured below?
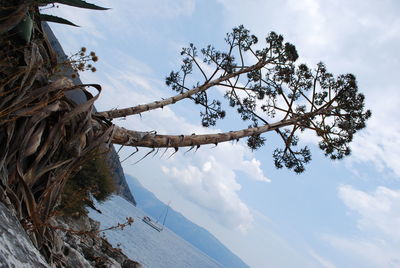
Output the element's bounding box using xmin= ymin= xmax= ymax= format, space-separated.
xmin=142 ymin=202 xmax=170 ymax=232
xmin=142 ymin=216 xmax=163 ymax=232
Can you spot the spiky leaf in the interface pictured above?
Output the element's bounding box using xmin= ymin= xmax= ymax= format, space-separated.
xmin=39 ymin=14 xmax=79 ymax=27
xmin=40 ymin=0 xmax=109 ymax=10
xmin=15 ymin=14 xmax=33 ymax=43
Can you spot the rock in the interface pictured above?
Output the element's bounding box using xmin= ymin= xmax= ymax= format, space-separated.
xmin=63 ymin=245 xmax=93 ymax=268
xmin=122 ymin=259 xmax=141 ymax=268
xmin=0 ymin=202 xmax=49 ymax=267
xmin=54 ymin=215 xmax=141 ymax=268
xmin=106 ymin=147 xmax=136 ymax=206
xmin=0 ymin=199 xmax=140 ymax=268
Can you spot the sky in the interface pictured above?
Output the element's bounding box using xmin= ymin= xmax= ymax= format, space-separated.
xmin=45 ymin=1 xmax=400 ymax=267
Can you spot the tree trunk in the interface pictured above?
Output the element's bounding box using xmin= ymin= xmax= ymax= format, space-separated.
xmin=111 ymin=108 xmax=328 ymax=148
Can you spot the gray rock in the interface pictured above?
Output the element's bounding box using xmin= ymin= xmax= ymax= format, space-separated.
xmin=0 ymin=201 xmax=141 ymax=267
xmin=106 ymin=147 xmax=136 ymax=206
xmin=0 ymin=202 xmax=49 ymax=268
xmin=63 ymin=245 xmax=92 ymax=268
xmin=54 ymin=215 xmax=141 ymax=268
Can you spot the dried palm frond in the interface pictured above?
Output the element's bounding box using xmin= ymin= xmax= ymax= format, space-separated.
xmin=0 ymin=2 xmax=113 ymax=265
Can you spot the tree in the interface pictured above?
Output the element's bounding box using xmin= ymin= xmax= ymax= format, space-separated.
xmin=59 ymin=155 xmax=115 ymax=216
xmin=102 ymin=26 xmax=370 ymax=173
xmin=0 ymin=1 xmax=370 ymax=264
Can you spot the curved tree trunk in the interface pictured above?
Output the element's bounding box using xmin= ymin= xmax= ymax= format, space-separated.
xmin=111 ymin=107 xmax=331 ymax=148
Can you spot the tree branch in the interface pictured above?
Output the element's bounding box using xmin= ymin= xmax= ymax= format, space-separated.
xmin=97 ymin=59 xmax=267 ymax=119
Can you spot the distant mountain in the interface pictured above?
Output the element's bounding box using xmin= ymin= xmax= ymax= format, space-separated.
xmin=125 ymin=175 xmax=250 ymax=268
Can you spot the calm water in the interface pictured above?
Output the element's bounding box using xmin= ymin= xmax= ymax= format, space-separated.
xmin=89 ymin=196 xmax=223 ymax=268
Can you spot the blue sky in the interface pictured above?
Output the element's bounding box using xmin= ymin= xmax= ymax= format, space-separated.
xmin=46 ymin=0 xmax=400 ymax=267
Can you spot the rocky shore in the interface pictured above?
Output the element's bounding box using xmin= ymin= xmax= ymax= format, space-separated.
xmin=0 ymin=201 xmax=140 ymax=267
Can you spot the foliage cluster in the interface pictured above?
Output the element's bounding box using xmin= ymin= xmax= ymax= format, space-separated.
xmin=164 ymin=25 xmax=371 ymax=173
xmin=58 ymin=154 xmax=115 ymax=216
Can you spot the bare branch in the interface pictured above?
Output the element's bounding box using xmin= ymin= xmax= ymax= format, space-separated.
xmin=97 ymin=59 xmax=267 ymax=119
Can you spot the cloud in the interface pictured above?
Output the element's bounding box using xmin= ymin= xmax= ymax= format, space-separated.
xmin=322 ymin=185 xmax=400 ymax=267
xmin=308 ymin=249 xmax=336 ymax=268
xmin=322 ymin=235 xmax=400 ymax=268
xmin=215 ymin=0 xmax=400 ymax=178
xmin=126 ymin=0 xmax=196 ymax=19
xmin=47 ymin=0 xmax=195 ymax=22
xmin=348 ymin=86 xmax=400 ymax=177
xmin=338 ymin=185 xmax=400 ymax=240
xmin=161 ymin=156 xmax=254 ymax=232
xmin=157 ymin=142 xmax=269 ymax=232
xmin=44 ymin=0 xmax=196 ymax=57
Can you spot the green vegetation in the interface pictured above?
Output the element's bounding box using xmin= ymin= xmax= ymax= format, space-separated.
xmin=58 ymin=155 xmax=116 ymax=216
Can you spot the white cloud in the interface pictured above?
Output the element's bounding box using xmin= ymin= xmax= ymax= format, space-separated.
xmin=348 ymin=86 xmax=400 ymax=177
xmin=322 ymin=185 xmax=400 ymax=267
xmin=308 ymin=249 xmax=336 ymax=268
xmin=322 ymin=235 xmax=400 ymax=268
xmin=161 ymin=156 xmax=254 ymax=232
xmin=216 ymin=0 xmax=400 ymax=178
xmin=47 ymin=0 xmax=195 ymax=22
xmin=44 ymin=0 xmax=196 ymax=56
xmin=338 ymin=185 xmax=400 ymax=240
xmin=94 ymin=0 xmax=196 ymax=20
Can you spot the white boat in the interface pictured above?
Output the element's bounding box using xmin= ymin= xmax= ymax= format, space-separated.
xmin=142 ymin=216 xmax=163 ymax=232
xmin=142 ymin=202 xmax=170 ymax=232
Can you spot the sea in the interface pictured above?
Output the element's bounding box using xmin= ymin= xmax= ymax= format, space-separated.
xmin=89 ymin=196 xmax=224 ymax=268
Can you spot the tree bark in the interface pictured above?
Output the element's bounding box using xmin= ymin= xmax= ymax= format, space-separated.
xmin=113 ymin=115 xmax=294 ymax=148
xmin=110 ymin=105 xmax=332 ymax=148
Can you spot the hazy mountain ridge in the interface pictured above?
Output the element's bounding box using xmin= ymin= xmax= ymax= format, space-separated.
xmin=125 ymin=175 xmax=250 ymax=268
